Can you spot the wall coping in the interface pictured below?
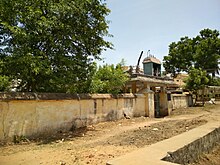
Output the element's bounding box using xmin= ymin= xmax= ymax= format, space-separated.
xmin=172 ymin=94 xmax=192 ymax=97
xmin=0 ymin=92 xmax=135 ymax=101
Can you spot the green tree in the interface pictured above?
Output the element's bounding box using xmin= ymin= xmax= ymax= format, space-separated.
xmin=0 ymin=59 xmax=10 ymax=91
xmin=0 ymin=75 xmax=10 ymax=91
xmin=163 ymin=29 xmax=220 ymax=77
xmin=208 ymin=76 xmax=220 ymax=86
xmin=90 ymin=62 xmax=129 ymax=94
xmin=194 ymin=29 xmax=220 ymax=77
xmin=0 ymin=0 xmax=112 ymax=93
xmin=184 ymin=67 xmax=209 ymax=105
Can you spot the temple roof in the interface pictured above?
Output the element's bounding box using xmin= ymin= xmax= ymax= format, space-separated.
xmin=143 ymin=56 xmax=161 ymax=64
xmin=128 ymin=74 xmax=179 ymax=87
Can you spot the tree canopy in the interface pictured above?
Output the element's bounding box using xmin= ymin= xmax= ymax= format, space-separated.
xmin=90 ymin=62 xmax=129 ymax=94
xmin=163 ymin=29 xmax=220 ymax=77
xmin=184 ymin=68 xmax=209 ymax=92
xmin=0 ymin=0 xmax=112 ymax=93
xmin=184 ymin=67 xmax=209 ymax=105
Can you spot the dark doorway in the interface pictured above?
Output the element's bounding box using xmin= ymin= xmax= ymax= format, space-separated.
xmin=154 ymin=92 xmax=160 ymax=117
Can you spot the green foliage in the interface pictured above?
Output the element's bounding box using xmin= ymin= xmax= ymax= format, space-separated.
xmin=208 ymin=77 xmax=220 ymax=86
xmin=0 ymin=58 xmax=10 ymax=91
xmin=163 ymin=29 xmax=220 ymax=77
xmin=0 ymin=75 xmax=10 ymax=91
xmin=13 ymin=135 xmax=29 ymax=144
xmin=90 ymin=62 xmax=129 ymax=94
xmin=184 ymin=68 xmax=209 ymax=92
xmin=0 ymin=0 xmax=112 ymax=93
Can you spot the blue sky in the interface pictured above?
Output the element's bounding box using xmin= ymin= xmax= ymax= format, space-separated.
xmin=99 ymin=0 xmax=220 ymax=69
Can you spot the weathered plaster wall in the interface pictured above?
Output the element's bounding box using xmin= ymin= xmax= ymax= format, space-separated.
xmin=0 ymin=92 xmax=192 ymax=141
xmin=0 ymin=93 xmax=146 ymax=141
xmin=171 ymin=94 xmax=193 ymax=109
xmin=133 ymin=94 xmax=146 ymax=117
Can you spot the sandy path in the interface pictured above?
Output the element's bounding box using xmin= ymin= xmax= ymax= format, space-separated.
xmin=0 ymin=104 xmax=219 ymax=165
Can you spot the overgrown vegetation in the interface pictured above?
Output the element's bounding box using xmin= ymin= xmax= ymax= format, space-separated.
xmin=0 ymin=0 xmax=112 ymax=93
xmin=184 ymin=68 xmax=209 ymax=105
xmin=0 ymin=75 xmax=10 ymax=91
xmin=90 ymin=61 xmax=129 ymax=94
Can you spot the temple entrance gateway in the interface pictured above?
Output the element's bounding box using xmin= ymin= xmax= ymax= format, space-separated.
xmin=125 ymin=74 xmax=178 ymax=118
xmin=125 ymin=54 xmax=178 ymax=118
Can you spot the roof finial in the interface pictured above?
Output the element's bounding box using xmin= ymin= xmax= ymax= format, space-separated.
xmin=147 ymin=50 xmax=150 ymax=57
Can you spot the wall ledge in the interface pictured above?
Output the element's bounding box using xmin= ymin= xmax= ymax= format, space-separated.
xmin=0 ymin=92 xmax=135 ymax=101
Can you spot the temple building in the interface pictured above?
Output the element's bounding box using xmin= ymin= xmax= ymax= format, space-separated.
xmin=143 ymin=56 xmax=161 ymax=76
xmin=125 ymin=52 xmax=179 ymax=118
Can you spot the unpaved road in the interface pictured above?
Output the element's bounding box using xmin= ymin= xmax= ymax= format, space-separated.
xmin=0 ymin=104 xmax=220 ymax=165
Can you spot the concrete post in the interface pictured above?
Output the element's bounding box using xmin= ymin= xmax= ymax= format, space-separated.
xmin=148 ymin=92 xmax=155 ymax=118
xmin=143 ymin=92 xmax=149 ymax=117
xmin=142 ymin=85 xmax=155 ymax=118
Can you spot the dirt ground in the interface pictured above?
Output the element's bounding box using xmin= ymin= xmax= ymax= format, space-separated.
xmin=192 ymin=142 xmax=220 ymax=165
xmin=0 ymin=104 xmax=220 ymax=165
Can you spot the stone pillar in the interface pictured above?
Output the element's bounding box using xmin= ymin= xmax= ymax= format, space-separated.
xmin=167 ymin=91 xmax=173 ymax=115
xmin=142 ymin=85 xmax=155 ymax=118
xmin=148 ymin=92 xmax=155 ymax=118
xmin=159 ymin=86 xmax=168 ymax=117
xmin=143 ymin=92 xmax=149 ymax=117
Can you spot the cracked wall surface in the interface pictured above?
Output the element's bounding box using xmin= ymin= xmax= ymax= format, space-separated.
xmin=0 ymin=94 xmax=138 ymax=141
xmin=0 ymin=93 xmax=191 ymax=141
